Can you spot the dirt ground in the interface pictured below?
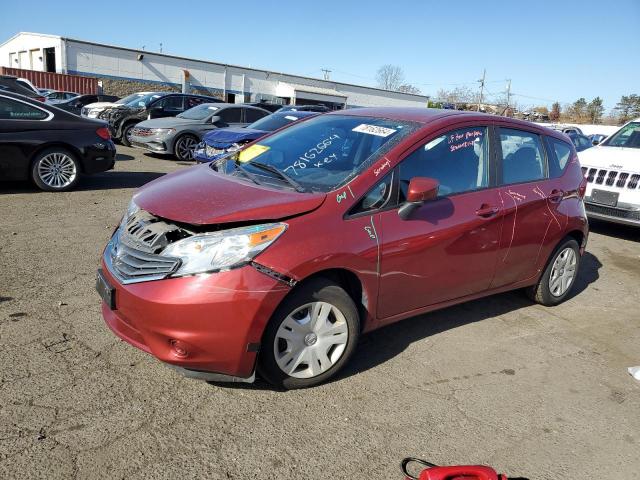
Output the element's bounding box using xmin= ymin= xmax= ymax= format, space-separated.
xmin=1 ymin=147 xmax=639 ymax=479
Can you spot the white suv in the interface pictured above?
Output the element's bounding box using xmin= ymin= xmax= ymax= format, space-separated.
xmin=578 ymin=118 xmax=640 ymax=226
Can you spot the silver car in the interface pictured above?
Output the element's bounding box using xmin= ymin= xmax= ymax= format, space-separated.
xmin=128 ymin=103 xmax=270 ymax=160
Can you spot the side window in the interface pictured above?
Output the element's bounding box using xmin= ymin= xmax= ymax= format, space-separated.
xmin=185 ymin=96 xmax=209 ymax=109
xmin=499 ymin=128 xmax=545 ymax=184
xmin=218 ymin=107 xmax=242 ymax=123
xmin=351 ymin=173 xmax=394 ymax=214
xmin=155 ymin=96 xmax=184 ymax=111
xmin=245 ymin=108 xmax=268 ymax=123
xmin=0 ymin=97 xmax=48 ymax=120
xmin=399 ymin=126 xmax=489 ymax=200
xmin=547 ymin=137 xmax=572 ymax=178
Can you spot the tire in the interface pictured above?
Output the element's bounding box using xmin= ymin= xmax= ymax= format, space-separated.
xmin=120 ymin=123 xmax=135 ymax=147
xmin=31 ymin=148 xmax=80 ymax=192
xmin=526 ymin=238 xmax=580 ymax=306
xmin=173 ymin=134 xmax=199 ymax=161
xmin=258 ymin=277 xmax=360 ymax=389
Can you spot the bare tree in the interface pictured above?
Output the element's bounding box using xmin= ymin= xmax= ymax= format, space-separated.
xmin=436 ymin=86 xmax=477 ymax=104
xmin=398 ymin=84 xmax=421 ymax=95
xmin=376 ymin=65 xmax=405 ymax=91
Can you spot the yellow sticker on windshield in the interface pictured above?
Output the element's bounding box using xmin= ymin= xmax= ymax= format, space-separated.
xmin=238 ymin=144 xmax=270 ymax=163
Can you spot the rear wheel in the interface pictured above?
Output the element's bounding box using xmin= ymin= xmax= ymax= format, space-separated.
xmin=174 ymin=134 xmax=199 ymax=161
xmin=31 ymin=148 xmax=80 ymax=192
xmin=258 ymin=278 xmax=360 ymax=389
xmin=527 ymin=238 xmax=580 ymax=306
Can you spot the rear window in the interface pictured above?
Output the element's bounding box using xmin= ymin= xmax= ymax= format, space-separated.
xmin=0 ymin=97 xmax=48 ymax=120
xmin=547 ymin=137 xmax=572 ymax=177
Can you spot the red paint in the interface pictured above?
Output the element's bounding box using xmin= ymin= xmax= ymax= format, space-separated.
xmin=412 ymin=465 xmax=506 ymax=480
xmin=407 ymin=177 xmax=439 ymax=202
xmin=100 ymin=108 xmax=588 ymax=379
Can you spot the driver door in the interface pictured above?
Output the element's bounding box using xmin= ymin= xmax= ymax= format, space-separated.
xmin=377 ymin=125 xmax=504 ymax=319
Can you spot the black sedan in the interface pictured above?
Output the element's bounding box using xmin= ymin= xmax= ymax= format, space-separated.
xmin=53 ymin=94 xmax=120 ymax=116
xmin=0 ymin=91 xmax=116 ymax=191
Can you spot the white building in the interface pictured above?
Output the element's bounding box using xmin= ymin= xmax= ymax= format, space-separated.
xmin=0 ymin=32 xmax=430 ymax=109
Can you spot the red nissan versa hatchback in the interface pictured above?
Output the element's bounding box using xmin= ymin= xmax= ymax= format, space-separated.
xmin=97 ymin=108 xmax=589 ymax=389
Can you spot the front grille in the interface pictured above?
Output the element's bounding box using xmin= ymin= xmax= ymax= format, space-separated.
xmin=131 ymin=127 xmax=152 ymax=137
xmin=586 ymin=203 xmax=640 ymax=221
xmin=584 ymin=167 xmax=639 ymax=189
xmin=110 ymin=240 xmax=179 ymax=280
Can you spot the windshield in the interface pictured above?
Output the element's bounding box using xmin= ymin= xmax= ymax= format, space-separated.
xmin=177 ymin=104 xmax=219 ymax=120
xmin=604 ymin=122 xmax=640 ymax=148
xmin=247 ymin=113 xmax=308 ymax=132
xmin=115 ymin=93 xmax=146 ymax=105
xmin=213 ymin=114 xmax=418 ymax=192
xmin=122 ymin=93 xmax=163 ymax=108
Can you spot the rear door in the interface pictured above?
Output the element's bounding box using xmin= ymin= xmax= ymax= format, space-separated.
xmin=377 ymin=124 xmax=504 ymax=319
xmin=0 ymin=95 xmax=52 ymax=180
xmin=490 ymin=126 xmax=563 ymax=288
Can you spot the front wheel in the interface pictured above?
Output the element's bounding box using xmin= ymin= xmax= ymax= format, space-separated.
xmin=174 ymin=134 xmax=199 ymax=161
xmin=527 ymin=238 xmax=580 ymax=306
xmin=120 ymin=123 xmax=135 ymax=147
xmin=258 ymin=278 xmax=360 ymax=389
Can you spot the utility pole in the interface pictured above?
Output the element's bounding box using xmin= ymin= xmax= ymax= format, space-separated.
xmin=321 ymin=68 xmax=331 ymax=81
xmin=159 ymin=43 xmax=163 ymax=53
xmin=505 ymin=79 xmax=512 ymax=116
xmin=477 ymin=69 xmax=486 ymax=112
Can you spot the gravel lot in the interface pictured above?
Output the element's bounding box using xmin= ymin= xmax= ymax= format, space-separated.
xmin=1 ymin=146 xmax=639 ymax=479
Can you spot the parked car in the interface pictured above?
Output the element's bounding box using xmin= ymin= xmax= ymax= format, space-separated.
xmin=245 ymin=101 xmax=284 ymax=113
xmin=0 ymin=90 xmax=115 ymax=191
xmin=98 ymin=108 xmax=588 ymax=389
xmin=0 ymin=75 xmax=46 ymax=101
xmin=45 ymin=90 xmax=80 ymax=103
xmin=129 ymin=103 xmax=269 ymax=160
xmin=578 ymin=118 xmax=640 ymax=226
xmin=81 ymin=92 xmax=151 ymax=119
xmin=279 ymin=104 xmax=331 ymax=112
xmin=194 ymin=110 xmax=318 ymax=163
xmin=54 ymin=94 xmax=120 ymax=116
xmin=567 ymin=132 xmax=593 ymax=152
xmin=589 ymin=133 xmax=608 ymax=145
xmin=98 ymin=92 xmax=223 ymax=146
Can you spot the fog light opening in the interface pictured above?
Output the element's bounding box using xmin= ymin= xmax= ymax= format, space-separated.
xmin=169 ymin=339 xmax=189 ymax=358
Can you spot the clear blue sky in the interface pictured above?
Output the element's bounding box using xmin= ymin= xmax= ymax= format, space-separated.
xmin=1 ymin=0 xmax=638 ymax=112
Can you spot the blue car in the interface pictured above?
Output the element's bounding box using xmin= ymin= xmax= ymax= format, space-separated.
xmin=194 ymin=110 xmax=318 ymax=163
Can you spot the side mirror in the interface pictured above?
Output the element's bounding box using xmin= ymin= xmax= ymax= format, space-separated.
xmin=592 ymin=139 xmax=600 ymax=146
xmin=398 ymin=177 xmax=439 ymax=220
xmin=210 ymin=115 xmax=221 ymax=124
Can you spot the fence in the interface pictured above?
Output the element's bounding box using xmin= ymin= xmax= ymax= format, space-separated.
xmin=0 ymin=67 xmax=98 ymax=94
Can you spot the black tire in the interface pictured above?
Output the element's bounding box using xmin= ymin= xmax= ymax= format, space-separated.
xmin=258 ymin=277 xmax=360 ymax=389
xmin=173 ymin=134 xmax=199 ymax=161
xmin=31 ymin=148 xmax=81 ymax=192
xmin=120 ymin=123 xmax=135 ymax=147
xmin=526 ymin=238 xmax=580 ymax=306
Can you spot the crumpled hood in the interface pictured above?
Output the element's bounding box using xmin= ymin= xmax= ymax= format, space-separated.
xmin=83 ymin=101 xmax=120 ymax=110
xmin=203 ymin=127 xmax=266 ymax=147
xmin=134 ymin=164 xmax=326 ymax=225
xmin=578 ymin=145 xmax=640 ymax=171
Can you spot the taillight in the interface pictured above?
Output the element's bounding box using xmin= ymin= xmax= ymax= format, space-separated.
xmin=96 ymin=127 xmax=111 ymax=140
xmin=34 ymin=96 xmax=46 ymax=102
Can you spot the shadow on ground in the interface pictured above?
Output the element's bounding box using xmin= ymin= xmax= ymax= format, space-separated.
xmin=0 ymin=171 xmax=165 ymax=193
xmin=589 ymin=219 xmax=639 ymax=242
xmin=212 ymin=251 xmax=602 ymax=391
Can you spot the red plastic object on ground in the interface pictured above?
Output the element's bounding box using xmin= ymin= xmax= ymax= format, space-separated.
xmin=401 ymin=458 xmax=507 ymax=480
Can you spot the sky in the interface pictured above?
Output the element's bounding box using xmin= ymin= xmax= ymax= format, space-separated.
xmin=1 ymin=0 xmax=638 ymax=112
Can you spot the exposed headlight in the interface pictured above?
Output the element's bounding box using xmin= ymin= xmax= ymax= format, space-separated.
xmin=226 ymin=142 xmax=242 ymax=152
xmin=119 ymin=199 xmax=140 ymax=229
xmin=160 ymin=223 xmax=287 ymax=276
xmin=151 ymin=128 xmax=175 ymax=137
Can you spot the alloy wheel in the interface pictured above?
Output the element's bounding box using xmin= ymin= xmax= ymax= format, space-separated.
xmin=274 ymin=301 xmax=349 ymax=379
xmin=549 ymin=247 xmax=577 ymax=297
xmin=37 ymin=152 xmax=77 ymax=189
xmin=176 ymin=136 xmax=197 ymax=160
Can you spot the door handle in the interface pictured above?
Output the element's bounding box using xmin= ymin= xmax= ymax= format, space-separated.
xmin=548 ymin=189 xmax=564 ymax=203
xmin=475 ymin=204 xmax=500 ymax=217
